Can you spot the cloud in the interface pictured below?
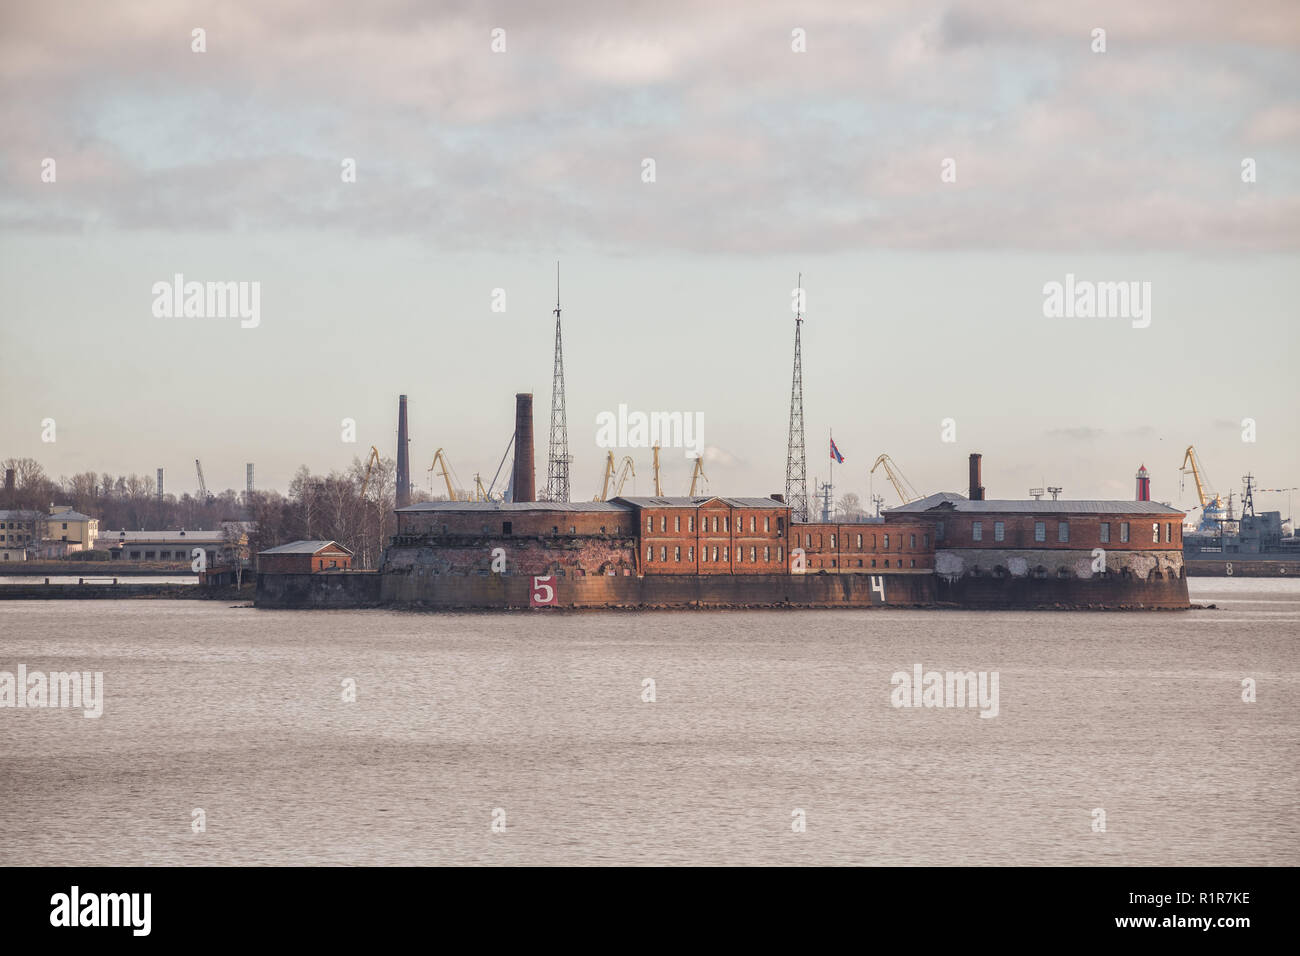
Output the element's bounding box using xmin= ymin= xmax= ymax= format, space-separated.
xmin=1 ymin=0 xmax=1297 ymax=251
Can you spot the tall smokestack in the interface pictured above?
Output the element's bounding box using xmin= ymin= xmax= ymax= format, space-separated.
xmin=396 ymin=394 xmax=411 ymax=508
xmin=156 ymin=468 xmax=164 ymax=500
xmin=513 ymin=393 xmax=535 ymax=503
xmin=968 ymin=453 xmax=985 ymax=501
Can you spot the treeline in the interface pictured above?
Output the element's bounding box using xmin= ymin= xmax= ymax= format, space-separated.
xmin=2 ymin=456 xmax=428 ymax=569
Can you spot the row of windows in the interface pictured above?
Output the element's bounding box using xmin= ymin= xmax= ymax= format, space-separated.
xmin=646 ymin=545 xmax=787 ymax=564
xmin=967 ymin=520 xmax=1174 ymax=544
xmin=798 ymin=532 xmax=927 ymax=551
xmin=645 ymin=514 xmax=782 ymax=534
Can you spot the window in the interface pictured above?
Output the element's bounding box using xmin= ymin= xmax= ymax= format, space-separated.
xmin=661 ymin=516 xmax=667 ymax=532
xmin=702 ymin=547 xmax=708 ymax=563
xmin=749 ymin=547 xmax=756 ymax=561
xmin=62 ymin=523 xmax=68 ymax=530
xmin=712 ymin=547 xmax=719 ymax=562
xmin=910 ymin=534 xmax=916 ymax=549
xmin=829 ymin=534 xmax=836 ymax=549
xmin=1034 ymin=521 xmax=1046 ymax=542
xmin=751 ymin=516 xmax=756 ymax=532
xmin=646 ymin=546 xmax=652 ymax=562
xmin=1100 ymin=522 xmax=1110 ymax=543
xmin=818 ymin=534 xmax=823 ymax=548
xmin=764 ymin=546 xmax=770 ymax=561
xmin=765 ymin=517 xmax=771 ymax=532
xmin=1058 ymin=522 xmax=1069 ymax=543
xmin=647 ymin=516 xmax=653 ymax=532
xmin=972 ymin=521 xmax=983 ymax=542
xmin=724 ymin=516 xmax=730 ymax=532
xmin=884 ymin=559 xmax=890 ymax=568
xmin=993 ymin=522 xmax=1004 ymax=542
xmin=884 ymin=534 xmax=890 ymax=549
xmin=777 ymin=546 xmax=783 ymax=562
xmin=777 ymin=518 xmax=784 ymax=534
xmin=856 ymin=534 xmax=863 ymax=548
xmin=660 ymin=547 xmax=667 ymax=561
xmin=936 ymin=521 xmax=945 ymax=540
xmin=1152 ymin=523 xmax=1160 ymax=543
xmin=871 ymin=559 xmax=877 ymax=568
xmin=1165 ymin=523 xmax=1172 ymax=543
xmin=722 ymin=547 xmax=729 ymax=562
xmin=503 ymin=521 xmax=512 ymax=535
xmin=569 ymin=526 xmax=576 ymax=534
xmin=688 ymin=547 xmax=695 ymax=561
xmin=1120 ymin=522 xmax=1130 ymax=542
xmin=674 ymin=516 xmax=680 ymax=532
xmin=674 ymin=546 xmax=681 ymax=561
xmin=689 ymin=516 xmax=695 ymax=532
xmin=713 ymin=517 xmax=720 ymax=532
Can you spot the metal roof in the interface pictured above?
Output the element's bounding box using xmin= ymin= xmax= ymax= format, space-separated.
xmin=396 ymin=501 xmax=631 ymax=513
xmin=886 ymin=492 xmax=1184 ymax=516
xmin=259 ymin=540 xmax=353 ymax=555
xmin=102 ymin=529 xmax=225 ymax=543
xmin=614 ymin=496 xmax=788 ymax=509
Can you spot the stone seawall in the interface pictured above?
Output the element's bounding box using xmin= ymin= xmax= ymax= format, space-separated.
xmin=257 ymin=570 xmax=935 ymax=609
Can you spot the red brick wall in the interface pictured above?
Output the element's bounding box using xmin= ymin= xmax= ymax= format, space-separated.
xmin=638 ymin=504 xmax=789 ymax=575
xmin=900 ymin=513 xmax=1183 ymax=550
xmin=260 ymin=547 xmax=352 ymax=574
xmin=397 ymin=509 xmax=633 ymax=539
xmin=788 ymin=522 xmax=935 ymax=571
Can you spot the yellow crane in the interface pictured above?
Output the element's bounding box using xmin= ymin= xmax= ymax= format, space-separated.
xmin=652 ymin=445 xmax=663 ymax=496
xmin=593 ymin=452 xmax=636 ymax=501
xmin=687 ymin=456 xmax=708 ymax=496
xmin=429 ymin=448 xmax=470 ymax=501
xmin=870 ymin=454 xmax=921 ymax=504
xmin=1179 ymin=446 xmax=1219 ymax=510
xmin=359 ymin=446 xmax=382 ymax=498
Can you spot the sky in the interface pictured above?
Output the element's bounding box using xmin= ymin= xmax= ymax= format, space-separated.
xmin=1 ymin=0 xmax=1297 ymax=516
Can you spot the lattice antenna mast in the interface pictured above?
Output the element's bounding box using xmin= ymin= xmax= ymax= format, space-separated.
xmin=544 ymin=261 xmax=571 ymax=502
xmin=785 ymin=273 xmax=809 ymax=522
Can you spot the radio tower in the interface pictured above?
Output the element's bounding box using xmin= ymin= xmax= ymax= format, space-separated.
xmin=785 ymin=273 xmax=809 ymax=522
xmin=544 ymin=262 xmax=571 ymax=502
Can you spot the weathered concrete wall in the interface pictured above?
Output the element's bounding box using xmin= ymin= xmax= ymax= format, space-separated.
xmin=383 ymin=538 xmax=637 ymax=577
xmin=933 ymin=548 xmax=1184 ymax=582
xmin=256 ymin=572 xmax=383 ymax=608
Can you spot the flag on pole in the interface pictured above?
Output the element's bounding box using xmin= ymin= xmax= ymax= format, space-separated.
xmin=830 ymin=438 xmax=844 ymax=464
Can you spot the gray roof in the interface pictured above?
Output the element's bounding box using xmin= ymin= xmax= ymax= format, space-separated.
xmin=886 ymin=492 xmax=1184 ymax=516
xmin=613 ymin=496 xmax=788 ymax=509
xmin=260 ymin=539 xmax=353 ymax=555
xmin=48 ymin=510 xmax=94 ymax=521
xmin=396 ymin=501 xmax=631 ymax=513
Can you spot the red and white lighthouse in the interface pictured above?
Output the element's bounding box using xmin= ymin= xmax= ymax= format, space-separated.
xmin=1135 ymin=464 xmax=1150 ymax=502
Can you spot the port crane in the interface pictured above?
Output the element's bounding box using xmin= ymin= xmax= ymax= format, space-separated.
xmin=593 ymin=452 xmax=636 ymax=501
xmin=429 ymin=448 xmax=472 ymax=501
xmin=359 ymin=446 xmax=382 ymax=498
xmin=687 ymin=456 xmax=708 ymax=496
xmin=870 ymin=454 xmax=922 ymax=504
xmin=652 ymin=445 xmax=663 ymax=497
xmin=1180 ymin=445 xmax=1225 ymax=531
xmin=194 ymin=459 xmax=214 ymax=503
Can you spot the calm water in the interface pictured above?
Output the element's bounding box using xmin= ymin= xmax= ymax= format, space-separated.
xmin=1 ymin=579 xmax=1296 ymax=866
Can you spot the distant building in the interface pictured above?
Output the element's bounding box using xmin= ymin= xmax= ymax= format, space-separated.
xmin=100 ymin=529 xmax=225 ymax=564
xmin=0 ymin=509 xmax=42 ymax=555
xmin=44 ymin=506 xmax=99 ymax=554
xmin=258 ymin=540 xmax=354 ymax=573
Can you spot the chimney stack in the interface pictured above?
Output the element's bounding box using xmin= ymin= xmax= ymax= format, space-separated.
xmin=396 ymin=394 xmax=411 ymax=508
xmin=968 ymin=453 xmax=985 ymax=501
xmin=513 ymin=393 xmax=535 ymax=503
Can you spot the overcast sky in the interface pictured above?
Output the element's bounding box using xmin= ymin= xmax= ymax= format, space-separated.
xmin=1 ymin=0 xmax=1297 ymax=514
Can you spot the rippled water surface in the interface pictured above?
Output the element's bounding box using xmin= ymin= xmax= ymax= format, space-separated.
xmin=1 ymin=578 xmax=1296 ymax=865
